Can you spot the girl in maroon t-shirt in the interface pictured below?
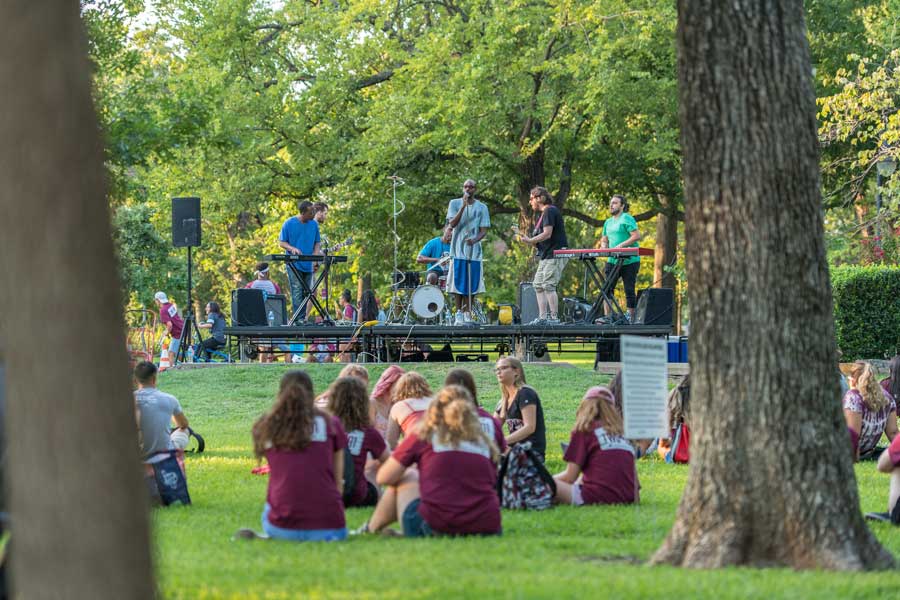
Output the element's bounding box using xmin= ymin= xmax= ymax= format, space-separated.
xmin=327 ymin=376 xmax=389 ymax=507
xmin=250 ymin=371 xmax=349 ymax=541
xmin=385 ymin=372 xmax=433 ymax=449
xmin=554 ymin=386 xmax=639 ymax=506
xmin=357 ymin=386 xmax=502 ymax=537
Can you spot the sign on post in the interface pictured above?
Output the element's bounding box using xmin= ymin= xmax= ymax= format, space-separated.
xmin=621 ymin=335 xmax=669 ymax=439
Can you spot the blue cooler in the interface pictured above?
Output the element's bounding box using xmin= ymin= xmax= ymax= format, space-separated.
xmin=667 ymin=338 xmax=680 ymax=363
xmin=679 ymin=337 xmax=689 ymax=363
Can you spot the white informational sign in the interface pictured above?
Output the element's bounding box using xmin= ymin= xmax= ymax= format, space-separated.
xmin=620 ymin=335 xmax=669 ymax=439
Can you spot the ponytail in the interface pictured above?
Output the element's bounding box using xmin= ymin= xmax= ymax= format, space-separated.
xmin=420 ymin=385 xmax=499 ymax=462
xmin=851 ymin=361 xmax=888 ymax=412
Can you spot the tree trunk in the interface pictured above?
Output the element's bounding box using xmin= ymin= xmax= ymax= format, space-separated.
xmin=654 ymin=196 xmax=678 ymax=290
xmin=516 ymin=141 xmax=545 ymax=232
xmin=652 ymin=0 xmax=893 ymax=570
xmin=0 ymin=2 xmax=156 ymax=597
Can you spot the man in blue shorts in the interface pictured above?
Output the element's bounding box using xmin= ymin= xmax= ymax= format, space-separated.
xmin=446 ymin=179 xmax=490 ymax=325
xmin=416 ymin=225 xmax=453 ymax=285
xmin=278 ymin=200 xmax=322 ymax=317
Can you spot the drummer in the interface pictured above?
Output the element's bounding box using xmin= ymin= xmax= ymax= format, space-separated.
xmin=416 ymin=224 xmax=453 ymax=285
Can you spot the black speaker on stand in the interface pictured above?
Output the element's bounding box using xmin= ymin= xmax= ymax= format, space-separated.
xmin=518 ymin=282 xmax=539 ymax=324
xmin=172 ymin=197 xmax=203 ymax=363
xmin=634 ymin=288 xmax=675 ymax=326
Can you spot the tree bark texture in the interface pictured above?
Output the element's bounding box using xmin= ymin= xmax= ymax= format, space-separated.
xmin=654 ymin=195 xmax=678 ymax=290
xmin=652 ymin=0 xmax=893 ymax=569
xmin=0 ymin=2 xmax=156 ymax=597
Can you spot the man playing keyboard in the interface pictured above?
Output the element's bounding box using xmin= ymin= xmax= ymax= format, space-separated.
xmin=278 ymin=200 xmax=322 ymax=317
xmin=599 ymin=194 xmax=642 ymax=321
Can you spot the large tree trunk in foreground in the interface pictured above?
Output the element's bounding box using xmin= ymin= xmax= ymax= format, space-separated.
xmin=0 ymin=1 xmax=155 ymax=597
xmin=652 ymin=1 xmax=893 ymax=569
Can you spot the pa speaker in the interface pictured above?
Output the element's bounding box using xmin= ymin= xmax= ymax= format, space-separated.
xmin=172 ymin=197 xmax=201 ymax=248
xmin=634 ymin=288 xmax=674 ymax=326
xmin=231 ymin=289 xmax=267 ymax=326
xmin=264 ymin=294 xmax=288 ymax=326
xmin=518 ymin=282 xmax=539 ymax=324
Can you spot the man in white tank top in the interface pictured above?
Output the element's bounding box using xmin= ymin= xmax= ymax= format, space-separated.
xmin=245 ymin=261 xmax=281 ymax=295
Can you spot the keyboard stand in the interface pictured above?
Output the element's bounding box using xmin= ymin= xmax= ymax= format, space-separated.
xmin=582 ymin=256 xmax=628 ymax=324
xmin=285 ymin=259 xmax=336 ymax=326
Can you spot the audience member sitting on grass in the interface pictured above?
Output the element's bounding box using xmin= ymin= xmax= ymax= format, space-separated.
xmin=370 ymin=365 xmax=405 ymax=439
xmin=134 ymin=361 xmax=192 ymax=505
xmin=246 ymin=370 xmax=348 ymax=541
xmin=880 ymin=355 xmax=900 ymax=403
xmin=327 ymin=376 xmax=389 ymax=507
xmin=493 ymin=357 xmax=546 ymax=462
xmin=134 ymin=361 xmax=190 ymax=459
xmin=386 ymin=372 xmax=433 ymax=449
xmin=553 ymin=386 xmax=639 ymax=506
xmin=444 ymin=368 xmax=506 ymax=453
xmin=843 ymin=361 xmax=898 ymax=461
xmin=865 ymin=434 xmax=900 ymax=525
xmin=657 ymin=375 xmax=691 ymax=463
xmin=315 ymin=364 xmax=370 ymax=410
xmin=356 ymin=386 xmax=502 ymax=537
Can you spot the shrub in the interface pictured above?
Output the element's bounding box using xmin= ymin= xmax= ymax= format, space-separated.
xmin=831 ymin=266 xmax=900 ymax=360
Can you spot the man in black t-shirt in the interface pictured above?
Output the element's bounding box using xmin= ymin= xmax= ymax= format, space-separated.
xmin=515 ymin=186 xmax=569 ymax=325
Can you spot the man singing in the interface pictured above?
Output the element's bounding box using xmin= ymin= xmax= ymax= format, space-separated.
xmin=446 ymin=179 xmax=490 ymax=325
xmin=600 ymin=194 xmax=642 ymax=321
xmin=416 ymin=224 xmax=453 ymax=285
xmin=278 ymin=200 xmax=322 ymax=316
xmin=515 ymin=186 xmax=568 ymax=325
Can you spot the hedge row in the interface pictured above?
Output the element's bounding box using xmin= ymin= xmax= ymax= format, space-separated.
xmin=832 ymin=266 xmax=900 ymax=360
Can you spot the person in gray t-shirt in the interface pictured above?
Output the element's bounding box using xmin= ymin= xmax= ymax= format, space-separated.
xmin=133 ymin=361 xmax=190 ymax=459
xmin=446 ymin=179 xmax=491 ymax=323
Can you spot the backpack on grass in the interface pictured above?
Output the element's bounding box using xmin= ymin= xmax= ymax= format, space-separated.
xmin=497 ymin=442 xmax=556 ymax=510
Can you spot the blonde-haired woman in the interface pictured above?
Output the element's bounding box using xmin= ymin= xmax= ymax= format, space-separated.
xmin=844 ymin=361 xmax=898 ymax=460
xmin=493 ymin=357 xmax=546 ymax=461
xmin=385 ymin=372 xmax=433 ymax=449
xmin=554 ymin=386 xmax=639 ymax=505
xmin=358 ymin=386 xmax=502 ymax=537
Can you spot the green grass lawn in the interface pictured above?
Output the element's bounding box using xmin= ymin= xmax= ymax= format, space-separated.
xmin=154 ymin=363 xmax=900 ymax=599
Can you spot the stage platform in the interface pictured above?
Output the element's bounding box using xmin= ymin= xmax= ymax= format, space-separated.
xmin=224 ymin=322 xmax=673 ymax=363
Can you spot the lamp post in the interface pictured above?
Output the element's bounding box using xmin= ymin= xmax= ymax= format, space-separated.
xmin=875 ymin=154 xmax=896 ymax=254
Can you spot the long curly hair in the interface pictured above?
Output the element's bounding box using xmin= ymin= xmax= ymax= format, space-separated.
xmin=359 ymin=290 xmax=379 ymax=322
xmin=574 ymin=386 xmax=624 ymax=435
xmin=668 ymin=375 xmax=691 ymax=429
xmin=419 ymin=385 xmax=499 ymax=463
xmin=327 ymin=376 xmax=371 ymax=432
xmin=252 ymin=371 xmax=320 ymax=457
xmin=391 ymin=372 xmax=433 ymax=404
xmin=851 ymin=361 xmax=889 ymax=412
xmin=607 ymin=371 xmax=624 ymax=417
xmin=444 ymin=368 xmax=478 ymax=406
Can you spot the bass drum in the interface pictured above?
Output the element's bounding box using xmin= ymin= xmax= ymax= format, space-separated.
xmin=411 ymin=284 xmax=445 ymax=320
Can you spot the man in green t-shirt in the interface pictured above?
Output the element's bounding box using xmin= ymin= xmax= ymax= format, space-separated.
xmin=600 ymin=194 xmax=642 ymax=320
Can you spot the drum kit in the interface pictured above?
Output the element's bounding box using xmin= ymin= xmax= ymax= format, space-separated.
xmin=387 ymin=255 xmax=487 ymax=325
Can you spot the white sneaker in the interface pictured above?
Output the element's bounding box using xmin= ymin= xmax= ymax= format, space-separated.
xmin=463 ymin=312 xmax=474 ymax=323
xmin=545 ymin=315 xmax=560 ymax=325
xmin=527 ymin=316 xmax=547 ymax=326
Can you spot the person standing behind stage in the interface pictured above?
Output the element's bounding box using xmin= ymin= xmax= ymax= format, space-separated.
xmin=599 ymin=194 xmax=642 ymax=321
xmin=278 ymin=200 xmax=322 ymax=316
xmin=515 ymin=186 xmax=568 ymax=325
xmin=154 ymin=292 xmax=184 ymax=359
xmin=417 ymin=225 xmax=453 ymax=285
xmin=446 ymin=179 xmax=490 ymax=325
xmin=245 ymin=261 xmax=282 ymax=295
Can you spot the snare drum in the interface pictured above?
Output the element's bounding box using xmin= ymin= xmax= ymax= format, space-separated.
xmin=392 ymin=271 xmax=421 ymax=289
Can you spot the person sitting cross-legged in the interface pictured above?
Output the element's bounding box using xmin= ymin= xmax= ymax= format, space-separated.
xmin=553 ymin=386 xmax=639 ymax=506
xmin=355 ymin=385 xmax=502 ymax=537
xmin=241 ymin=370 xmax=349 ymax=541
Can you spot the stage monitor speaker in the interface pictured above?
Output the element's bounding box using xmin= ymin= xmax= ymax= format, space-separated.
xmin=634 ymin=287 xmax=674 ymax=326
xmin=518 ymin=282 xmax=538 ymax=324
xmin=264 ymin=294 xmax=288 ymax=326
xmin=231 ymin=289 xmax=267 ymax=326
xmin=172 ymin=197 xmax=201 ymax=248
